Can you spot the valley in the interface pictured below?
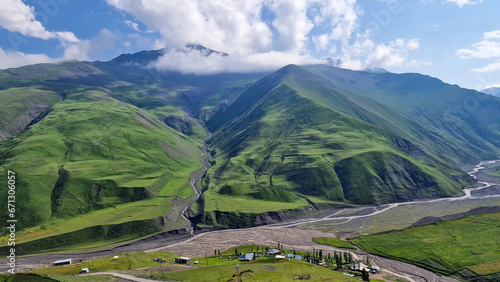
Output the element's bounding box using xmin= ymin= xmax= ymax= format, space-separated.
xmin=1 ymin=157 xmax=499 ymax=282
xmin=1 ymin=52 xmax=500 ymax=281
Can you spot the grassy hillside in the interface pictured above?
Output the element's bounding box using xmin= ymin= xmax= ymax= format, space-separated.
xmin=351 ymin=212 xmax=500 ymax=280
xmin=0 ymin=89 xmax=204 ymax=250
xmin=306 ymin=64 xmax=500 ymax=165
xmin=202 ymin=65 xmax=473 ymax=215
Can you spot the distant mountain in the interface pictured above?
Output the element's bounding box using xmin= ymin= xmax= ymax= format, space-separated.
xmin=481 ymin=86 xmax=500 ymax=97
xmin=110 ymin=44 xmax=228 ymax=65
xmin=110 ymin=49 xmax=165 ymax=65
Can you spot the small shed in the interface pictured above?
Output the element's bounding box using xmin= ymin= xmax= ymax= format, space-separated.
xmin=53 ymin=259 xmax=72 ymax=266
xmin=267 ymin=249 xmax=281 ymax=255
xmin=175 ymin=257 xmax=191 ymax=265
xmin=239 ymin=253 xmax=254 ymax=261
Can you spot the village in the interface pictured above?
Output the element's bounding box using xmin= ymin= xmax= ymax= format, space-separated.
xmin=45 ymin=243 xmax=381 ymax=281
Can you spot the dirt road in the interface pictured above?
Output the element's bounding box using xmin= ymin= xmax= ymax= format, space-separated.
xmin=80 ymin=271 xmax=161 ymax=281
xmin=147 ymin=226 xmax=458 ymax=282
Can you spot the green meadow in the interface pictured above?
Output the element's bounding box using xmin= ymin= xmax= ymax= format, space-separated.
xmin=312 ymin=237 xmax=356 ymax=250
xmin=351 ymin=212 xmax=500 ymax=278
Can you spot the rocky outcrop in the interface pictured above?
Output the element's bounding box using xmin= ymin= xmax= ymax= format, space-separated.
xmin=0 ymin=104 xmax=51 ymax=141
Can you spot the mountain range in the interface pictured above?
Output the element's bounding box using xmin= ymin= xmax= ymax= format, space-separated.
xmin=1 ymin=45 xmax=499 ymax=253
xmin=481 ymin=86 xmax=500 ymax=97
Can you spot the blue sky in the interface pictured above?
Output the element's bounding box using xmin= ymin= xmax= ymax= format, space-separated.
xmin=0 ymin=0 xmax=499 ymax=90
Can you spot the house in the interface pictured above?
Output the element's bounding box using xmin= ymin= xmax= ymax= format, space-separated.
xmin=267 ymin=249 xmax=281 ymax=255
xmin=285 ymin=254 xmax=303 ymax=260
xmin=371 ymin=265 xmax=380 ymax=273
xmin=349 ymin=262 xmax=370 ymax=272
xmin=239 ymin=253 xmax=254 ymax=261
xmin=175 ymin=257 xmax=191 ymax=265
xmin=53 ymin=259 xmax=72 ymax=266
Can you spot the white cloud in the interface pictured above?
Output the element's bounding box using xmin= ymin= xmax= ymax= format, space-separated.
xmin=313 ymin=34 xmax=329 ymax=51
xmin=106 ymin=0 xmax=273 ymax=55
xmin=458 ymin=30 xmax=500 ymax=73
xmin=484 ymin=30 xmax=500 ymax=40
xmin=472 ymin=59 xmax=500 ymax=73
xmin=445 ymin=0 xmax=482 ymax=8
xmin=104 ymin=0 xmax=414 ymax=74
xmin=269 ymin=0 xmax=313 ymax=52
xmin=458 ymin=31 xmax=500 ymax=59
xmin=340 ymin=35 xmax=421 ymax=70
xmin=312 ymin=0 xmax=360 ymax=42
xmin=63 ymin=29 xmax=118 ymax=61
xmin=0 ymin=47 xmax=56 ymax=69
xmin=457 ymin=40 xmax=500 ymax=59
xmin=0 ymin=0 xmax=78 ymax=43
xmin=124 ymin=20 xmax=139 ymax=31
xmin=419 ymin=0 xmax=482 ymax=7
xmin=151 ymin=47 xmax=321 ymax=75
xmin=104 ymin=0 xmax=365 ymax=73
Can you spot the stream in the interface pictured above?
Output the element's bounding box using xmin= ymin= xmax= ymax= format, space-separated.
xmin=181 ymin=132 xmax=211 ymax=235
xmin=268 ymin=160 xmax=500 ymax=229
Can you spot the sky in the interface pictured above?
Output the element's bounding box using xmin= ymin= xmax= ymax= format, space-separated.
xmin=0 ymin=0 xmax=499 ymax=90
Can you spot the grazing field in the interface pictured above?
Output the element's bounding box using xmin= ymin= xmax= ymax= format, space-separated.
xmin=29 ymin=251 xmax=178 ymax=275
xmin=24 ymin=246 xmax=362 ymax=282
xmin=312 ymin=237 xmax=356 ymax=250
xmin=351 ymin=212 xmax=500 ymax=278
xmin=144 ymin=259 xmax=355 ymax=282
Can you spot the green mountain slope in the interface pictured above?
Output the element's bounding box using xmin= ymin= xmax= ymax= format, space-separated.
xmin=0 ymin=87 xmax=204 ymax=252
xmin=305 ymin=65 xmax=500 ymax=164
xmin=202 ymin=65 xmax=473 ymax=213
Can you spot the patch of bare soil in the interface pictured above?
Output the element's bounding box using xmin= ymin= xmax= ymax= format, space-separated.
xmin=147 ymin=227 xmax=360 ymax=259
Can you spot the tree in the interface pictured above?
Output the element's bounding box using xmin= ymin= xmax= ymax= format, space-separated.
xmin=334 ymin=252 xmax=342 ymax=268
xmin=361 ymin=269 xmax=370 ymax=281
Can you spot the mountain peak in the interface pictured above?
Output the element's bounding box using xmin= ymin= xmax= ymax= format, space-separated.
xmin=481 ymin=85 xmax=500 ymax=97
xmin=109 ymin=44 xmax=228 ymax=66
xmin=110 ymin=49 xmax=165 ymax=65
